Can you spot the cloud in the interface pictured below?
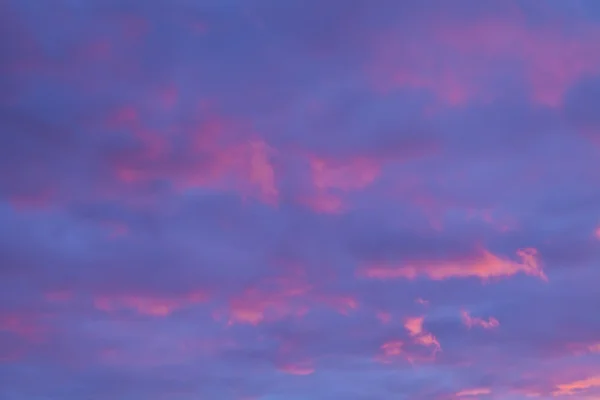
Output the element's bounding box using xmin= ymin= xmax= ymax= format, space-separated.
xmin=552 ymin=375 xmax=600 ymax=396
xmin=93 ymin=291 xmax=208 ymax=317
xmin=371 ymin=4 xmax=600 ymax=107
xmin=278 ymin=361 xmax=315 ymax=376
xmin=456 ymin=387 xmax=492 ymax=397
xmin=360 ymin=248 xmax=546 ymax=282
xmin=1 ymin=0 xmax=600 ymax=398
xmin=404 ymin=316 xmax=441 ymax=353
xmin=460 ymin=310 xmax=499 ymax=330
xmin=376 ymin=340 xmax=404 ymax=364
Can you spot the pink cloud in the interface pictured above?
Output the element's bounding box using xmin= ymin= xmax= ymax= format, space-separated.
xmin=94 ymin=291 xmax=208 ymax=317
xmin=278 ymin=361 xmax=315 ymax=376
xmin=552 ymin=375 xmax=600 ymax=396
xmin=456 ymin=387 xmax=492 ymax=397
xmin=225 ymin=281 xmax=311 ymax=326
xmin=223 ymin=271 xmax=359 ymax=326
xmin=404 ymin=316 xmax=441 ymax=353
xmin=310 ymin=156 xmax=380 ymax=191
xmin=360 ymin=248 xmax=546 ymax=282
xmin=185 ymin=136 xmax=279 ymax=204
xmin=588 ymin=343 xmax=600 ymax=353
xmin=3 ymin=2 xmax=600 ymax=397
xmin=371 ymin=11 xmax=600 ymax=107
xmin=105 ymin=111 xmax=279 ymax=205
xmin=244 ymin=139 xmax=279 ymax=204
xmin=566 ymin=341 xmax=600 ymax=357
xmin=301 ymin=155 xmax=381 ymax=213
xmin=301 ymin=191 xmax=345 ymax=214
xmin=461 ymin=310 xmax=500 ymax=330
xmin=376 ymin=340 xmax=404 ymax=364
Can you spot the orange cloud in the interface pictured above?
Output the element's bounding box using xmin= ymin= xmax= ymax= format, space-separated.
xmin=360 ymin=248 xmax=546 ymax=282
xmin=456 ymin=387 xmax=492 ymax=397
xmin=404 ymin=316 xmax=425 ymax=337
xmin=461 ymin=310 xmax=499 ymax=330
xmin=552 ymin=375 xmax=600 ymax=396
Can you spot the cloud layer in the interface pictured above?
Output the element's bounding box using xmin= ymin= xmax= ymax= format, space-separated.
xmin=2 ymin=0 xmax=600 ymax=399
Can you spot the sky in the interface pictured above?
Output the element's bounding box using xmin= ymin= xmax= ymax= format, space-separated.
xmin=2 ymin=0 xmax=600 ymax=399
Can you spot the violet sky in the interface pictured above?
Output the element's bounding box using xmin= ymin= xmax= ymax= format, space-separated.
xmin=2 ymin=0 xmax=600 ymax=399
